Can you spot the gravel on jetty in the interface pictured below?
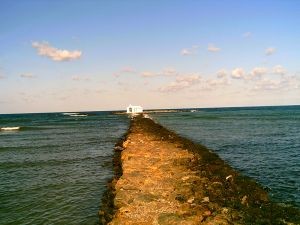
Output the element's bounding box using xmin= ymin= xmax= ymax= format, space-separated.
xmin=100 ymin=115 xmax=300 ymax=225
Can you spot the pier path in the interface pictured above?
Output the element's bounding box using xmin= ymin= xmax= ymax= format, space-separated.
xmin=100 ymin=115 xmax=300 ymax=225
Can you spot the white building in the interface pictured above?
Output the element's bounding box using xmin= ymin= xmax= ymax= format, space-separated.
xmin=126 ymin=104 xmax=143 ymax=114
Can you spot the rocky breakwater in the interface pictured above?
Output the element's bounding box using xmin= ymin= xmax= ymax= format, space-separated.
xmin=100 ymin=115 xmax=300 ymax=225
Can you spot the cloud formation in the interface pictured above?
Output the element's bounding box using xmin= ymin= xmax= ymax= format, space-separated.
xmin=180 ymin=45 xmax=199 ymax=56
xmin=113 ymin=66 xmax=136 ymax=77
xmin=181 ymin=48 xmax=193 ymax=55
xmin=207 ymin=44 xmax=221 ymax=52
xmin=216 ymin=69 xmax=228 ymax=78
xmin=158 ymin=74 xmax=201 ymax=92
xmin=141 ymin=71 xmax=158 ymax=77
xmin=252 ymin=76 xmax=300 ymax=91
xmin=231 ymin=68 xmax=245 ymax=79
xmin=160 ymin=68 xmax=178 ymax=76
xmin=249 ymin=67 xmax=268 ymax=79
xmin=32 ymin=41 xmax=82 ymax=61
xmin=265 ymin=47 xmax=276 ymax=56
xmin=141 ymin=68 xmax=178 ymax=78
xmin=272 ymin=65 xmax=286 ymax=75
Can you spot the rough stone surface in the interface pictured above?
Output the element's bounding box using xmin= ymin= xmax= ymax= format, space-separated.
xmin=100 ymin=115 xmax=300 ymax=225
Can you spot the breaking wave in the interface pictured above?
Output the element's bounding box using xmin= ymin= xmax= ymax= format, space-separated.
xmin=0 ymin=127 xmax=20 ymax=131
xmin=62 ymin=113 xmax=88 ymax=117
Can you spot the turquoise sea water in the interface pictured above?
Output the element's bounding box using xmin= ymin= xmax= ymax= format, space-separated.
xmin=151 ymin=105 xmax=300 ymax=207
xmin=0 ymin=112 xmax=128 ymax=225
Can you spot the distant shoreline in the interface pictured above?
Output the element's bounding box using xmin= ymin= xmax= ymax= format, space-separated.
xmin=1 ymin=104 xmax=300 ymax=115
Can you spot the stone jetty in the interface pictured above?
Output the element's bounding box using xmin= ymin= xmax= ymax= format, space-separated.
xmin=100 ymin=115 xmax=300 ymax=225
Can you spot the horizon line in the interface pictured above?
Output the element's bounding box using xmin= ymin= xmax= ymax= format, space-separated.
xmin=1 ymin=104 xmax=300 ymax=115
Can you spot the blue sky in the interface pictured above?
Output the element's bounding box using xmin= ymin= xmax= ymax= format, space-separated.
xmin=0 ymin=0 xmax=300 ymax=113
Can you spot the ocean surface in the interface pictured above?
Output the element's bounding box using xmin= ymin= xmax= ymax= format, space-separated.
xmin=0 ymin=112 xmax=128 ymax=225
xmin=151 ymin=105 xmax=300 ymax=207
xmin=1 ymin=106 xmax=299 ymax=225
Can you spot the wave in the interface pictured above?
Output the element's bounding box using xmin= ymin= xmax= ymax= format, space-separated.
xmin=62 ymin=112 xmax=88 ymax=117
xmin=0 ymin=126 xmax=55 ymax=132
xmin=70 ymin=114 xmax=88 ymax=117
xmin=0 ymin=127 xmax=20 ymax=131
xmin=62 ymin=113 xmax=78 ymax=115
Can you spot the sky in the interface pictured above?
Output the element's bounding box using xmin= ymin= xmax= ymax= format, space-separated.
xmin=0 ymin=0 xmax=300 ymax=113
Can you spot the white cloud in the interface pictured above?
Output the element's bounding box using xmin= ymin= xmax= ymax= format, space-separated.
xmin=158 ymin=74 xmax=201 ymax=92
xmin=207 ymin=77 xmax=229 ymax=87
xmin=216 ymin=69 xmax=228 ymax=78
xmin=265 ymin=47 xmax=276 ymax=56
xmin=252 ymin=75 xmax=300 ymax=91
xmin=141 ymin=71 xmax=158 ymax=77
xmin=114 ymin=66 xmax=136 ymax=77
xmin=160 ymin=68 xmax=178 ymax=76
xmin=284 ymin=75 xmax=300 ymax=89
xmin=32 ymin=41 xmax=82 ymax=61
xmin=243 ymin=32 xmax=252 ymax=38
xmin=208 ymin=44 xmax=221 ymax=52
xmin=141 ymin=68 xmax=178 ymax=78
xmin=71 ymin=75 xmax=90 ymax=81
xmin=272 ymin=65 xmax=286 ymax=75
xmin=249 ymin=67 xmax=268 ymax=78
xmin=176 ymin=74 xmax=201 ymax=83
xmin=180 ymin=45 xmax=199 ymax=56
xmin=180 ymin=48 xmax=193 ymax=56
xmin=231 ymin=68 xmax=245 ymax=79
xmin=20 ymin=73 xmax=36 ymax=78
xmin=253 ymin=78 xmax=282 ymax=90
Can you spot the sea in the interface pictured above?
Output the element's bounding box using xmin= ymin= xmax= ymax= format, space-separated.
xmin=151 ymin=105 xmax=300 ymax=208
xmin=0 ymin=112 xmax=129 ymax=225
xmin=0 ymin=106 xmax=299 ymax=224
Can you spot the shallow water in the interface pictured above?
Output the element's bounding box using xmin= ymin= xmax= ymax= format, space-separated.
xmin=0 ymin=112 xmax=128 ymax=225
xmin=152 ymin=106 xmax=300 ymax=207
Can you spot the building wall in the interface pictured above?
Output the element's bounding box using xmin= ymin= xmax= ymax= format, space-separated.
xmin=127 ymin=106 xmax=143 ymax=113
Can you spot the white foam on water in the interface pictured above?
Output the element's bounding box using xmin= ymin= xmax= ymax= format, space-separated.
xmin=62 ymin=112 xmax=79 ymax=115
xmin=62 ymin=113 xmax=88 ymax=117
xmin=69 ymin=114 xmax=88 ymax=117
xmin=1 ymin=127 xmax=20 ymax=131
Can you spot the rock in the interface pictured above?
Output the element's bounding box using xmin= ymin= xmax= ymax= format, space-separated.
xmin=181 ymin=176 xmax=190 ymax=181
xmin=226 ymin=175 xmax=233 ymax=182
xmin=122 ymin=140 xmax=130 ymax=148
xmin=202 ymin=196 xmax=210 ymax=203
xmin=241 ymin=195 xmax=248 ymax=205
xmin=187 ymin=197 xmax=195 ymax=204
xmin=114 ymin=146 xmax=123 ymax=151
xmin=222 ymin=208 xmax=229 ymax=214
xmin=157 ymin=213 xmax=183 ymax=224
xmin=203 ymin=210 xmax=212 ymax=216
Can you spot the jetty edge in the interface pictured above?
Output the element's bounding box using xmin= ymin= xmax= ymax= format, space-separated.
xmin=99 ymin=114 xmax=300 ymax=224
